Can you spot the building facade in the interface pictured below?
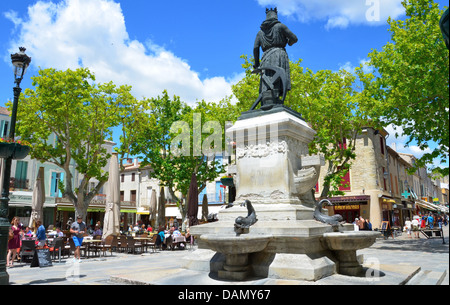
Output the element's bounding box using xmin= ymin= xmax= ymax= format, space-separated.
xmin=316 ymin=127 xmax=448 ymax=230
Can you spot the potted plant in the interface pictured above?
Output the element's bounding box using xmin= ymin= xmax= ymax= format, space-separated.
xmin=0 ymin=138 xmax=31 ymax=160
xmin=220 ymin=175 xmax=234 ymax=187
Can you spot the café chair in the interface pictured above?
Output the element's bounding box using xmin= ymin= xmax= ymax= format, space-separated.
xmin=20 ymin=240 xmax=36 ymax=264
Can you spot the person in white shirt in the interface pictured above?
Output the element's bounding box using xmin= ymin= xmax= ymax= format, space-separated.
xmin=404 ymin=217 xmax=412 ymax=238
xmin=411 ymin=217 xmax=420 ymax=238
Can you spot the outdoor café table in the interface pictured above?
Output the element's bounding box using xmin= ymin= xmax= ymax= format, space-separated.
xmin=82 ymin=239 xmax=103 ymax=257
xmin=172 ymin=236 xmax=186 ymax=250
xmin=133 ymin=237 xmax=152 ymax=252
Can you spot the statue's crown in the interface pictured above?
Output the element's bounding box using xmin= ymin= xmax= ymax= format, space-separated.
xmin=266 ymin=7 xmax=278 ymax=14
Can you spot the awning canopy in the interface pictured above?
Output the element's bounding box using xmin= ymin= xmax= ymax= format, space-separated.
xmin=415 ymin=199 xmax=439 ymax=211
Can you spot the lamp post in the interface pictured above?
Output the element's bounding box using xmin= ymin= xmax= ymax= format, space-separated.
xmin=0 ymin=47 xmax=31 ymax=285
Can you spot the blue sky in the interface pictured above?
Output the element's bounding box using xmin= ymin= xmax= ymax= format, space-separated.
xmin=0 ymin=0 xmax=448 ymax=169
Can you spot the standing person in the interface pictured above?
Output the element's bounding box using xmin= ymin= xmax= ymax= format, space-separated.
xmin=7 ymin=217 xmax=22 ymax=267
xmin=411 ymin=217 xmax=420 ymax=238
xmin=35 ymin=219 xmax=46 ymax=249
xmin=427 ymin=213 xmax=434 ymax=229
xmin=358 ymin=216 xmax=366 ymax=231
xmin=353 ymin=218 xmax=360 ymax=231
xmin=436 ymin=215 xmax=442 ymax=229
xmin=420 ymin=214 xmax=427 ymax=229
xmin=404 ymin=217 xmax=412 ymax=238
xmin=70 ymin=216 xmax=86 ymax=263
xmin=365 ymin=219 xmax=373 ymax=231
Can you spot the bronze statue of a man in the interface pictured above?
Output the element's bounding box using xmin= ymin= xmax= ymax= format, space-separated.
xmin=252 ymin=8 xmax=298 ymax=110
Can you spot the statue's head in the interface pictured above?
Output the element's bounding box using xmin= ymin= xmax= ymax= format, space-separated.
xmin=266 ymin=7 xmax=278 ymax=20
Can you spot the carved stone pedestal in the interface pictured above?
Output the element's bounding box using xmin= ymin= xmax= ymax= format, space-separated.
xmin=226 ymin=109 xmax=316 ymax=208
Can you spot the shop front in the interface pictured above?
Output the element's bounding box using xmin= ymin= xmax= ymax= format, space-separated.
xmin=56 ymin=198 xmax=137 ymax=233
xmin=401 ymin=200 xmax=415 ymax=225
xmin=380 ymin=196 xmax=404 ymax=228
xmin=9 ymin=192 xmax=56 ymax=228
xmin=328 ymin=195 xmax=370 ymax=224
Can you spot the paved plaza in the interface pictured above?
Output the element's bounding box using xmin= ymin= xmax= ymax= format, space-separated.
xmin=6 ymin=225 xmax=449 ymax=286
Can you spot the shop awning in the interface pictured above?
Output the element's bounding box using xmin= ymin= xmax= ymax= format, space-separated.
xmin=415 ymin=200 xmax=439 ymax=211
xmin=120 ymin=209 xmax=137 ymax=213
xmin=57 ymin=206 xmax=105 ymax=212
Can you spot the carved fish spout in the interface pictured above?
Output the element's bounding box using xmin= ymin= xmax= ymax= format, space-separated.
xmin=234 ymin=200 xmax=258 ymax=230
xmin=314 ymin=199 xmax=344 ymax=227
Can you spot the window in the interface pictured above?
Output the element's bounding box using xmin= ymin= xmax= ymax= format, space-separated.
xmin=121 ymin=174 xmax=124 ymax=183
xmin=382 ymin=167 xmax=387 ymax=191
xmin=338 ymin=137 xmax=347 ymax=150
xmin=15 ymin=161 xmax=28 ymax=189
xmin=130 ymin=190 xmax=136 ymax=203
xmin=380 ymin=137 xmax=385 ymax=155
xmin=132 ymin=173 xmax=135 ymax=182
xmin=50 ymin=172 xmax=64 ymax=197
xmin=338 ymin=170 xmax=351 ymax=191
xmin=1 ymin=120 xmax=9 ymax=137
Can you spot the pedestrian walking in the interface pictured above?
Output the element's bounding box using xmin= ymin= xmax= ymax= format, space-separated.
xmin=411 ymin=217 xmax=420 ymax=238
xmin=70 ymin=216 xmax=86 ymax=263
xmin=404 ymin=217 xmax=412 ymax=238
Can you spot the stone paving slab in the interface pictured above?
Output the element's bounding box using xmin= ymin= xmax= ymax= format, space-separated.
xmin=7 ymin=226 xmax=448 ymax=286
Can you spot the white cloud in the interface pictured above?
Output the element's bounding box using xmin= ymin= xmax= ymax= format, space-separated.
xmin=385 ymin=124 xmax=446 ymax=169
xmin=256 ymin=0 xmax=405 ymax=29
xmin=338 ymin=58 xmax=373 ymax=74
xmin=5 ymin=0 xmax=237 ymax=105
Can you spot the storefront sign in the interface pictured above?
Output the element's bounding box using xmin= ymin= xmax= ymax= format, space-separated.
xmin=329 ymin=195 xmax=370 ymax=203
xmin=334 ymin=205 xmax=360 ymax=210
xmin=9 ymin=194 xmax=55 ymax=205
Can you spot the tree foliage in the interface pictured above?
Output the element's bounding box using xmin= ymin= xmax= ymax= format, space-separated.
xmin=366 ymin=0 xmax=449 ymax=176
xmin=12 ymin=67 xmax=135 ymax=220
xmin=120 ymin=91 xmax=236 ymax=222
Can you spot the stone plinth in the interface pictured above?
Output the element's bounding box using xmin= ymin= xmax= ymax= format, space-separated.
xmin=226 ymin=110 xmax=316 ymax=206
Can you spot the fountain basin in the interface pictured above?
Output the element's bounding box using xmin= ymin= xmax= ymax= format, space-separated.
xmin=200 ymin=234 xmax=273 ymax=254
xmin=200 ymin=234 xmax=273 ymax=280
xmin=323 ymin=231 xmax=380 ymax=276
xmin=323 ymin=231 xmax=380 ymax=251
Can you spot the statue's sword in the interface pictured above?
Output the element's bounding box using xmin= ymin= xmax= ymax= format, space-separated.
xmin=250 ymin=65 xmax=288 ymax=110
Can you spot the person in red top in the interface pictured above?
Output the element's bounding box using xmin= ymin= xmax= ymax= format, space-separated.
xmin=7 ymin=216 xmax=22 ymax=267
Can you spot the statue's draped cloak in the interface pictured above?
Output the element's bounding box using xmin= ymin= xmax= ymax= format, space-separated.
xmin=255 ymin=18 xmax=296 ymax=93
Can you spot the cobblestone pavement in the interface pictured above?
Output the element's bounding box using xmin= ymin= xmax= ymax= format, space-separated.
xmin=5 ymin=225 xmax=448 ymax=285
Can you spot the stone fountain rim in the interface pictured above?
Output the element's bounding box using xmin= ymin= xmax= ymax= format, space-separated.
xmin=323 ymin=231 xmax=381 ymax=238
xmin=200 ymin=233 xmax=274 ymax=241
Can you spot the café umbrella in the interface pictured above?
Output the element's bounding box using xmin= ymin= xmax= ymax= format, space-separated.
xmin=102 ymin=153 xmax=121 ymax=240
xmin=201 ymin=193 xmax=208 ymax=222
xmin=29 ymin=167 xmax=45 ymax=228
xmin=157 ymin=186 xmax=166 ymax=229
xmin=149 ymin=189 xmax=157 ymax=227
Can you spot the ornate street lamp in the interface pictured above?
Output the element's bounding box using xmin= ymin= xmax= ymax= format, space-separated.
xmin=0 ymin=47 xmax=31 ymax=285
